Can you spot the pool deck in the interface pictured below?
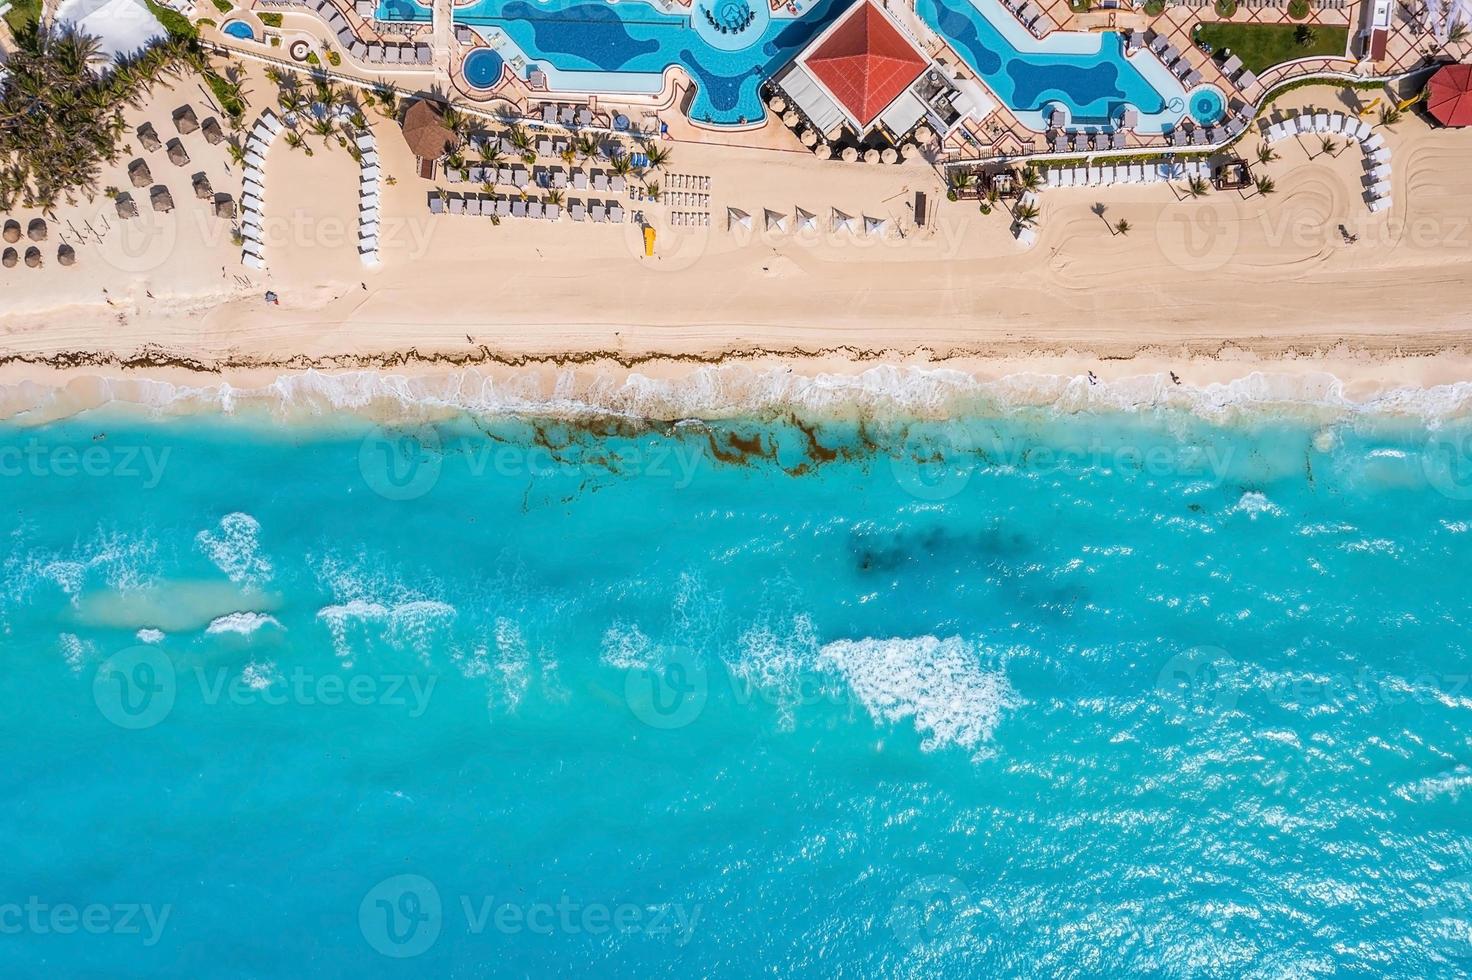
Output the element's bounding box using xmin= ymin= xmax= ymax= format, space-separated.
xmin=213 ymin=0 xmax=1434 ymax=171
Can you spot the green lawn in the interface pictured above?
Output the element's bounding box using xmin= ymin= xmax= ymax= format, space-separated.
xmin=3 ymin=0 xmax=41 ymax=35
xmin=1194 ymin=22 xmax=1349 ymax=74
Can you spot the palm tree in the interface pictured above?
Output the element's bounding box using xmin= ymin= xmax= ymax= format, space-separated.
xmin=560 ymin=145 xmax=577 ymax=166
xmin=284 ymin=131 xmax=311 ymax=155
xmin=948 ymin=170 xmax=975 ymax=200
xmin=1114 ymin=218 xmax=1131 ymax=235
xmin=1379 ymin=105 xmax=1402 ymax=128
xmin=572 ymin=134 xmax=598 ymax=162
xmin=1319 ymin=135 xmax=1336 ymax=157
xmin=644 ymin=144 xmax=672 ymax=172
xmin=643 ymin=180 xmax=661 ymax=202
xmin=1254 ymin=174 xmax=1276 ymax=196
xmin=311 ymin=118 xmax=338 ymax=147
xmin=610 ymin=154 xmax=633 ymax=178
xmin=1014 ymin=202 xmax=1040 ymax=226
xmin=226 ymin=140 xmax=246 ymax=166
xmin=1187 ymin=175 xmax=1210 ymax=197
xmin=546 ymin=189 xmax=564 ymax=207
xmin=1019 ymin=165 xmax=1043 ymax=192
xmin=1256 ymin=144 xmax=1278 ymax=166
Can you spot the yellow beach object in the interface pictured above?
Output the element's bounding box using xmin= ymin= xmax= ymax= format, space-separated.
xmin=643 ymin=226 xmax=656 ymax=256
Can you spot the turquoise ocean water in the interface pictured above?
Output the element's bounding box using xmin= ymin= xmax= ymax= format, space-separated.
xmin=4 ymin=402 xmax=1472 ymax=975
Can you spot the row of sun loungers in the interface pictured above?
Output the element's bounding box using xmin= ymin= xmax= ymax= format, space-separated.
xmin=239 ymin=111 xmax=284 ymax=270
xmin=1261 ymin=108 xmax=1391 ymax=212
xmin=1041 ymin=159 xmax=1212 ymax=188
xmin=429 ymin=192 xmax=627 ymax=223
xmin=1000 ymin=0 xmax=1057 ymax=36
xmin=446 ymin=164 xmax=629 ymax=194
xmin=357 ymin=130 xmax=380 ymax=265
xmin=539 ymin=103 xmax=597 ymax=128
xmin=304 ymin=0 xmax=431 ymax=66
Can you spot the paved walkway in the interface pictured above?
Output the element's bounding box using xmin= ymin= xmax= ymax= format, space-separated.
xmin=433 ymin=0 xmax=453 ymax=87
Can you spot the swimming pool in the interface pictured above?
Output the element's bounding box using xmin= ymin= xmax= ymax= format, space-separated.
xmin=463 ymin=48 xmax=505 ymax=89
xmin=222 ymin=19 xmax=256 ymax=41
xmin=1187 ymin=84 xmax=1226 ymax=125
xmin=376 ymin=0 xmax=432 ymax=23
xmin=915 ymin=0 xmax=1187 ymax=133
xmin=454 ymin=0 xmax=1189 ymax=131
xmin=455 ymin=0 xmax=851 ymax=126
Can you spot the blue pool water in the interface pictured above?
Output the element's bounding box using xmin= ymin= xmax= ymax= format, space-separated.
xmin=221 ymin=19 xmax=256 ymax=41
xmin=1188 ymin=83 xmax=1227 ymax=124
xmin=6 ymin=397 xmax=1472 ymax=974
xmin=455 ymin=0 xmax=852 ymax=125
xmin=462 ymin=48 xmax=505 ymax=88
xmin=375 ymin=0 xmax=432 ymax=23
xmin=456 ymin=0 xmax=1187 ymax=130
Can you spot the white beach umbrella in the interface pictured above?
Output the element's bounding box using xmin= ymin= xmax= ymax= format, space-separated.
xmin=764 ymin=209 xmax=788 ymax=233
xmin=795 ymin=207 xmax=817 ymax=232
xmin=727 ymin=207 xmax=751 ymax=230
xmin=864 ymin=215 xmax=888 ymax=238
xmin=831 ymin=209 xmax=855 ymax=233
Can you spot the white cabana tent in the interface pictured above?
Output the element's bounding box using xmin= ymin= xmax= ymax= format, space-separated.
xmin=764 ymin=209 xmax=788 ymax=233
xmin=831 ymin=209 xmax=855 ymax=233
xmin=55 ymin=0 xmax=165 ymax=71
xmin=727 ymin=207 xmax=751 ymax=230
xmin=795 ymin=207 xmax=817 ymax=232
xmin=863 ymin=215 xmax=888 ymax=237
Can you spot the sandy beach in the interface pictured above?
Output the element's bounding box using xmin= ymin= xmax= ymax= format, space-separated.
xmin=3 ymin=75 xmax=1472 ymax=422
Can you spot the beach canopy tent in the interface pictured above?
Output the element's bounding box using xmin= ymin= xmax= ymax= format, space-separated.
xmin=765 ymin=209 xmax=788 ymax=232
xmin=1427 ymin=63 xmax=1472 ymax=127
xmin=795 ymin=207 xmax=818 ymax=232
xmin=726 ymin=207 xmax=751 ymax=230
xmin=54 ymin=0 xmax=165 ymax=71
xmin=831 ymin=208 xmax=855 ymax=233
xmin=864 ymin=215 xmax=887 ymax=237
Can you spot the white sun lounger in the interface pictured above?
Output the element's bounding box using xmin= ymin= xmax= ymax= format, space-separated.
xmin=241 ymin=193 xmax=264 ymax=212
xmin=244 ymin=150 xmax=265 ymax=168
xmin=360 ymin=207 xmax=381 ymax=223
xmin=1362 ymin=131 xmax=1385 ymax=151
xmin=360 ymin=165 xmax=381 ymax=182
xmin=1044 ymin=168 xmax=1059 ymax=188
xmin=242 ymin=251 xmax=265 ymax=269
xmin=1368 ymin=147 xmax=1390 ymax=164
xmin=1328 ymin=113 xmax=1347 ymax=134
xmin=1313 ymin=111 xmax=1330 ymax=133
xmin=1368 ymin=196 xmax=1391 ymax=212
xmin=1295 ymin=113 xmax=1314 ymax=134
xmin=360 ymin=150 xmax=379 ymax=167
xmin=1367 ymin=163 xmax=1391 ymax=181
xmin=356 ymin=133 xmax=375 ymax=152
xmin=1014 ymin=223 xmax=1037 ymax=247
xmin=242 ymin=178 xmax=265 ymax=197
xmin=1353 ymin=120 xmax=1374 ymax=142
xmin=241 ymin=239 xmax=265 ymax=258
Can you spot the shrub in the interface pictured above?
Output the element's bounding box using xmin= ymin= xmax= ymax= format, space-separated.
xmin=1215 ymin=0 xmax=1237 ymax=16
xmin=1295 ymin=23 xmax=1317 ymax=45
xmin=326 ymin=49 xmax=341 ymax=66
xmin=1287 ymin=0 xmax=1310 ymax=18
xmin=259 ymin=11 xmax=283 ymax=25
xmin=210 ymin=0 xmax=232 ymax=11
xmin=306 ymin=51 xmax=320 ymax=64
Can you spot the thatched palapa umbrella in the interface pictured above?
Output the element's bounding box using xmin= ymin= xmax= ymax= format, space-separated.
xmin=201 ymin=117 xmax=225 ymax=145
xmin=863 ymin=148 xmax=880 ymax=164
xmin=768 ymin=95 xmax=786 ymax=113
xmin=215 ymin=197 xmax=236 ymax=219
xmin=1 ymin=247 xmax=14 ymax=267
xmin=400 ymin=99 xmax=456 ymax=179
xmin=137 ymin=122 xmax=162 ymax=152
xmin=27 ymin=218 xmax=46 ymax=241
xmin=781 ymin=110 xmax=799 ymax=127
xmin=151 ymin=185 xmax=174 ymax=213
xmin=799 ymin=128 xmax=817 ymax=147
xmin=57 ymin=244 xmax=76 ymax=267
xmin=129 ymin=159 xmax=153 ymax=188
xmin=880 ymin=147 xmax=898 ymax=164
xmin=2 ymin=220 xmax=19 ymax=243
xmin=814 ymin=143 xmax=832 ymax=160
xmin=840 ymin=146 xmax=859 ymax=162
xmin=24 ymin=246 xmax=41 ymax=268
xmin=115 ymin=194 xmax=139 ymax=219
xmin=173 ymin=104 xmax=200 ymax=135
xmin=166 ymin=139 xmax=190 ymax=167
xmin=193 ymin=173 xmax=214 ymax=200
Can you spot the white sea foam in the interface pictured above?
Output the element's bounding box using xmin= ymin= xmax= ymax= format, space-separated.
xmin=58 ymin=633 xmax=91 ymax=672
xmin=205 ymin=612 xmax=283 ymax=636
xmin=817 ymin=635 xmax=1017 ymax=760
xmin=240 ymin=660 xmax=280 ymax=691
xmin=600 ymin=621 xmax=652 ymax=670
xmin=1231 ymin=492 xmax=1283 ymax=520
xmin=136 ymin=628 xmax=165 ymax=644
xmin=316 ymin=597 xmax=456 ymax=665
xmin=1395 ymin=765 xmax=1472 ymax=803
xmin=195 ymin=513 xmax=272 ymax=587
xmin=13 ymin=366 xmax=1472 ymax=428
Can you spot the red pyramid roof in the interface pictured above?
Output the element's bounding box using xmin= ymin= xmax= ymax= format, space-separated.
xmin=1427 ymin=63 xmax=1472 ymax=128
xmin=804 ymin=1 xmax=928 ymax=128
